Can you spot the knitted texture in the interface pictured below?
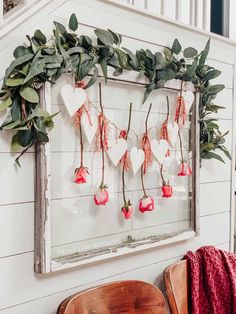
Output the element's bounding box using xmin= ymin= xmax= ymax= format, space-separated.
xmin=184 ymin=246 xmax=236 ymax=314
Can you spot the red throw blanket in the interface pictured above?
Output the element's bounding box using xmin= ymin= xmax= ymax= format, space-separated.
xmin=184 ymin=246 xmax=236 ymax=314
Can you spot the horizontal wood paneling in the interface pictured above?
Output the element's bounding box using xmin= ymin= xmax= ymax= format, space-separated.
xmin=0 ymin=0 xmax=234 ymax=313
xmin=0 ymin=212 xmax=230 ymax=311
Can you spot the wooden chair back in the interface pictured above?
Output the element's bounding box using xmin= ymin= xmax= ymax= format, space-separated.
xmin=58 ymin=280 xmax=168 ymax=314
xmin=163 ymin=260 xmax=188 ymax=314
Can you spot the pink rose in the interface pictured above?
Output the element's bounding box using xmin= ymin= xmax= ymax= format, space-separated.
xmin=74 ymin=166 xmax=88 ymax=184
xmin=121 ymin=201 xmax=133 ymax=219
xmin=162 ymin=185 xmax=173 ymax=198
xmin=178 ymin=162 xmax=192 ymax=176
xmin=94 ymin=185 xmax=109 ymax=205
xmin=139 ymin=196 xmax=154 ymax=213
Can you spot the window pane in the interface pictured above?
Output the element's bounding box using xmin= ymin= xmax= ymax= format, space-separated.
xmin=3 ymin=0 xmax=25 ymax=15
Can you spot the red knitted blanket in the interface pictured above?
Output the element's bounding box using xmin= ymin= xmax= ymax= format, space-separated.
xmin=184 ymin=246 xmax=236 ymax=314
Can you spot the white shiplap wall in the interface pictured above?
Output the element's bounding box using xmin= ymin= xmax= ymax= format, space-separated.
xmin=0 ymin=0 xmax=235 ymax=313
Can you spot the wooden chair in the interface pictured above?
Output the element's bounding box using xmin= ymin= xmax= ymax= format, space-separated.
xmin=58 ymin=280 xmax=168 ymax=314
xmin=163 ymin=260 xmax=188 ymax=314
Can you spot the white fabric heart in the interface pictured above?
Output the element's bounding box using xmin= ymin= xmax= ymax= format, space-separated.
xmin=107 ymin=139 xmax=128 ymax=167
xmin=130 ymin=147 xmax=145 ymax=176
xmin=61 ymin=84 xmax=87 ymax=117
xmin=81 ymin=109 xmax=98 ymax=144
xmin=167 ymin=122 xmax=179 ymax=147
xmin=183 ymin=90 xmax=194 ymax=113
xmin=151 ymin=139 xmax=169 ymax=165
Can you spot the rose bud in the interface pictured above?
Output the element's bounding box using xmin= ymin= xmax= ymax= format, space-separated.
xmin=139 ymin=196 xmax=154 ymax=213
xmin=178 ymin=162 xmax=192 ymax=177
xmin=121 ymin=201 xmax=133 ymax=219
xmin=162 ymin=185 xmax=173 ymax=198
xmin=74 ymin=166 xmax=88 ymax=184
xmin=94 ymin=185 xmax=109 ymax=206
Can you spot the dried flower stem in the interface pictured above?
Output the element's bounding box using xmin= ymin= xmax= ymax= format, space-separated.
xmin=99 ymin=82 xmax=105 ymax=185
xmin=160 ymin=164 xmax=166 ymax=186
xmin=141 ymin=165 xmax=148 ymax=198
xmin=122 ymin=103 xmax=133 ymax=203
xmin=79 ymin=121 xmax=84 ymax=167
xmin=145 ymin=103 xmax=152 ymax=133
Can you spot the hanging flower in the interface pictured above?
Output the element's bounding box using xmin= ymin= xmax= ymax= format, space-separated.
xmin=178 ymin=162 xmax=192 ymax=176
xmin=160 ymin=97 xmax=171 ymax=157
xmin=94 ymin=185 xmax=109 ymax=205
xmin=174 ymin=95 xmax=186 ymax=127
xmin=121 ymin=200 xmax=133 ymax=219
xmin=119 ymin=130 xmax=130 ymax=171
xmin=160 ymin=164 xmax=173 ymax=198
xmin=162 ymin=185 xmax=173 ymax=198
xmin=94 ymin=83 xmax=109 ymax=205
xmin=139 ymin=196 xmax=154 ymax=213
xmin=75 ymin=80 xmax=87 ymax=89
xmin=74 ymin=166 xmax=89 ymax=184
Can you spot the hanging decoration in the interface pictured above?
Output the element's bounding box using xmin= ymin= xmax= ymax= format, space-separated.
xmin=121 ymin=103 xmax=133 ymax=219
xmin=130 ymin=147 xmax=145 ymax=176
xmin=138 ymin=103 xmax=155 ymax=213
xmin=0 ymin=13 xmax=230 ymax=167
xmin=160 ymin=96 xmax=170 ymax=156
xmin=160 ymin=164 xmax=173 ymax=198
xmin=142 ymin=103 xmax=153 ymax=174
xmin=94 ymin=83 xmax=109 ymax=206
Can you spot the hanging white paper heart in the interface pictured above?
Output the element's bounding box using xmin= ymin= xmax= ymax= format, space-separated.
xmin=167 ymin=122 xmax=179 ymax=147
xmin=151 ymin=139 xmax=169 ymax=165
xmin=61 ymin=84 xmax=87 ymax=117
xmin=107 ymin=139 xmax=128 ymax=167
xmin=130 ymin=147 xmax=145 ymax=176
xmin=183 ymin=90 xmax=194 ymax=113
xmin=81 ymin=109 xmax=98 ymax=144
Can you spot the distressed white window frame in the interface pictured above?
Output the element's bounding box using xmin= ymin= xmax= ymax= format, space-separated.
xmin=34 ymin=70 xmax=200 ymax=274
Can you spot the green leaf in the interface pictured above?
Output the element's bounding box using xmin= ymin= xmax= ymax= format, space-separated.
xmin=85 ymin=66 xmax=98 ymax=89
xmin=113 ymin=67 xmax=123 ymax=76
xmin=204 ymin=69 xmax=221 ymax=81
xmin=108 ymin=29 xmax=121 ymax=45
xmin=13 ymin=46 xmax=28 ymax=58
xmin=183 ymin=47 xmax=198 ymax=58
xmin=69 ymin=13 xmax=78 ymax=32
xmin=11 ymin=133 xmax=22 ymax=151
xmin=208 ymin=84 xmax=225 ymax=95
xmin=218 ymin=146 xmax=231 ymax=160
xmin=183 ymin=58 xmax=198 ymax=81
xmin=94 ymin=29 xmax=114 ymax=46
xmin=34 ymin=29 xmax=47 ymax=44
xmin=5 ymin=78 xmax=25 ymax=87
xmin=199 ymin=39 xmax=210 ymax=67
xmin=20 ymin=86 xmax=39 ymax=103
xmin=0 ymin=98 xmax=12 ymax=111
xmin=201 ymin=151 xmax=225 ymax=163
xmin=5 ymin=53 xmax=34 ymax=78
xmin=122 ymin=47 xmax=138 ymax=69
xmin=172 ymin=39 xmax=182 ymax=54
xmin=100 ymin=59 xmax=108 ymax=83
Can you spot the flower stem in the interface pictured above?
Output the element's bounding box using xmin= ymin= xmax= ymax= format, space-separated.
xmin=180 ymin=79 xmax=183 ymax=97
xmin=166 ymin=96 xmax=169 ymax=120
xmin=122 ymin=103 xmax=133 ymax=204
xmin=145 ymin=103 xmax=152 ymax=133
xmin=79 ymin=121 xmax=84 ymax=167
xmin=141 ymin=165 xmax=148 ymax=198
xmin=178 ymin=130 xmax=184 ymax=163
xmin=160 ymin=164 xmax=166 ymax=186
xmin=99 ymin=82 xmax=105 ymax=185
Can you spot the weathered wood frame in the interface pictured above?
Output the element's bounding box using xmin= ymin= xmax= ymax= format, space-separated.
xmin=34 ymin=74 xmax=200 ymax=274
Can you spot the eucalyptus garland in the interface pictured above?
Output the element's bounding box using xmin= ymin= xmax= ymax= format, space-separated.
xmin=0 ymin=13 xmax=230 ymax=165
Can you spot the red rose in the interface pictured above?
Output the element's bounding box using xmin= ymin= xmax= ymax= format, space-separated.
xmin=74 ymin=166 xmax=88 ymax=184
xmin=139 ymin=196 xmax=154 ymax=213
xmin=121 ymin=201 xmax=133 ymax=219
xmin=94 ymin=186 xmax=109 ymax=205
xmin=178 ymin=162 xmax=192 ymax=176
xmin=162 ymin=185 xmax=173 ymax=198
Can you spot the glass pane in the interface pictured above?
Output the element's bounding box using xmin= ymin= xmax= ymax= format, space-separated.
xmin=3 ymin=0 xmax=25 ymax=15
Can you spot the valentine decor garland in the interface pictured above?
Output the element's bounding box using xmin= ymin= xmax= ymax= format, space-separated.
xmin=0 ymin=13 xmax=230 ymax=167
